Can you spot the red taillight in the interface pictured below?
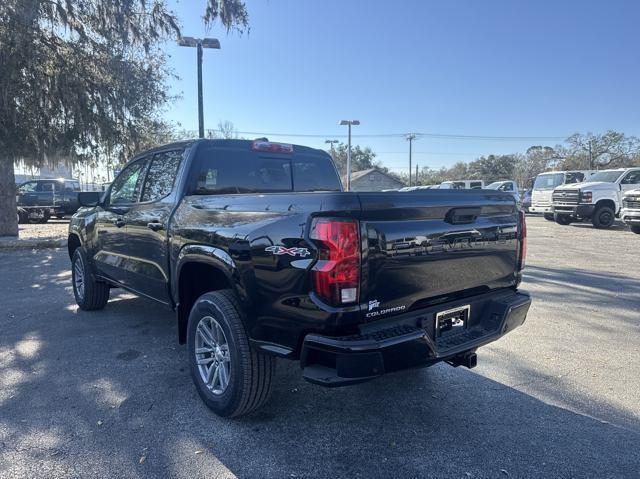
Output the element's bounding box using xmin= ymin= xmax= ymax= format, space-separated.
xmin=309 ymin=218 xmax=360 ymax=306
xmin=518 ymin=210 xmax=527 ymax=271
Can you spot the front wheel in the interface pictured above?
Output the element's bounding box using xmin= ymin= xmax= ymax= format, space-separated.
xmin=554 ymin=214 xmax=572 ymax=225
xmin=71 ymin=248 xmax=110 ymax=310
xmin=187 ymin=290 xmax=274 ymax=418
xmin=630 ymin=225 xmax=640 ymax=235
xmin=591 ymin=206 xmax=615 ymax=229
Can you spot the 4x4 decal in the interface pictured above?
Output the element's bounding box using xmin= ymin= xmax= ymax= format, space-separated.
xmin=265 ymin=245 xmax=311 ymax=257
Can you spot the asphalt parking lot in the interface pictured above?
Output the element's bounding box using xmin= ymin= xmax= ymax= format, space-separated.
xmin=1 ymin=216 xmax=638 ymax=479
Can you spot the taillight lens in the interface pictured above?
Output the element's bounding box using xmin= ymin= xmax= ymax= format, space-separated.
xmin=309 ymin=218 xmax=360 ymax=306
xmin=518 ymin=210 xmax=527 ymax=271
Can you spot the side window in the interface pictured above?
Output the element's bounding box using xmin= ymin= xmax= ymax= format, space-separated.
xmin=109 ymin=159 xmax=147 ymax=205
xmin=39 ymin=182 xmax=54 ymax=192
xmin=621 ymin=171 xmax=640 ymax=185
xmin=470 ymin=182 xmax=482 ymax=189
xmin=141 ymin=150 xmax=183 ymax=202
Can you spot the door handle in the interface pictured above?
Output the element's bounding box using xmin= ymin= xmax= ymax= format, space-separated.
xmin=147 ymin=221 xmax=164 ymax=231
xmin=114 ymin=218 xmax=125 ymax=228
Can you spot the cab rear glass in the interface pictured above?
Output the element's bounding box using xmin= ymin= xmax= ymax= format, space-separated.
xmin=190 ymin=147 xmax=342 ymax=194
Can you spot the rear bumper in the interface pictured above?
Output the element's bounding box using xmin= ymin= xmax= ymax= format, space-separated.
xmin=300 ymin=289 xmax=531 ymax=387
xmin=552 ymin=204 xmax=595 ymax=217
xmin=621 ymin=209 xmax=640 ymax=224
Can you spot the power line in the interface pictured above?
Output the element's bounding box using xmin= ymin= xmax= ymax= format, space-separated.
xmin=205 ymin=129 xmax=567 ymax=142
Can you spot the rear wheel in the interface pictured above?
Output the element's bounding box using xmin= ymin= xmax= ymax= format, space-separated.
xmin=187 ymin=290 xmax=275 ymax=418
xmin=543 ymin=213 xmax=554 ymax=221
xmin=35 ymin=210 xmax=50 ymax=224
xmin=71 ymin=248 xmax=110 ymax=310
xmin=591 ymin=206 xmax=615 ymax=229
xmin=554 ymin=214 xmax=572 ymax=225
xmin=630 ymin=225 xmax=640 ymax=235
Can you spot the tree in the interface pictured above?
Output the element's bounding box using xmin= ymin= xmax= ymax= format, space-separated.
xmin=0 ymin=0 xmax=248 ymax=237
xmin=564 ymin=131 xmax=640 ymax=170
xmin=328 ymin=143 xmax=379 ymax=178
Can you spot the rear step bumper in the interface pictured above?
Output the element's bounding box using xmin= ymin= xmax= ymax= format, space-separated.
xmin=301 ymin=290 xmax=531 ymax=387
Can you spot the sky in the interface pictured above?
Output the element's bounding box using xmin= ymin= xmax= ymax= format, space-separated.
xmin=163 ymin=0 xmax=640 ymax=175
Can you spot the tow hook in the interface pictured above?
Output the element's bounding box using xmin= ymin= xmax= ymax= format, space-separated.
xmin=446 ymin=352 xmax=477 ymax=369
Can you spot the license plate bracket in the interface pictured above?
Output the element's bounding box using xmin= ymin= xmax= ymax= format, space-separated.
xmin=435 ymin=305 xmax=470 ymax=338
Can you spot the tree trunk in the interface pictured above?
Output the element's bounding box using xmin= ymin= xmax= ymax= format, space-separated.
xmin=0 ymin=159 xmax=19 ymax=237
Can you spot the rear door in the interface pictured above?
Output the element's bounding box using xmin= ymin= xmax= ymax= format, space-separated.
xmin=357 ymin=190 xmax=519 ymax=320
xmin=123 ymin=149 xmax=184 ymax=304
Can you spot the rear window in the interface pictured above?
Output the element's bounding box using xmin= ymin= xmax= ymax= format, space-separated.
xmin=191 ymin=147 xmax=342 ymax=195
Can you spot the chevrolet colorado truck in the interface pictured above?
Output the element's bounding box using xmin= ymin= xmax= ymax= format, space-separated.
xmin=552 ymin=168 xmax=640 ymax=228
xmin=68 ymin=139 xmax=530 ymax=417
xmin=621 ymin=188 xmax=640 ymax=234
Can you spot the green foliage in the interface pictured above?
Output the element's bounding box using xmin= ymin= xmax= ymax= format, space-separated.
xmin=0 ymin=0 xmax=249 ymax=236
xmin=328 ymin=143 xmax=379 ymax=178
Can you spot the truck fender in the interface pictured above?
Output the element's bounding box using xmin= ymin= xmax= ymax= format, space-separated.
xmin=174 ymin=244 xmax=240 ymax=344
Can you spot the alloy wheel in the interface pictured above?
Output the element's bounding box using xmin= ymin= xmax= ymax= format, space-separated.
xmin=195 ymin=316 xmax=231 ymax=395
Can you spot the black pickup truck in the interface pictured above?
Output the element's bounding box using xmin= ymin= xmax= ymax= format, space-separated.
xmin=68 ymin=139 xmax=530 ymax=417
xmin=17 ymin=178 xmax=82 ymax=222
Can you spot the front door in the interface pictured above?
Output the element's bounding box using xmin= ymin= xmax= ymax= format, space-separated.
xmin=93 ymin=157 xmax=149 ymax=286
xmin=121 ymin=149 xmax=185 ymax=305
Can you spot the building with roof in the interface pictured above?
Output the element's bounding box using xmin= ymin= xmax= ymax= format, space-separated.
xmin=343 ymin=168 xmax=405 ymax=192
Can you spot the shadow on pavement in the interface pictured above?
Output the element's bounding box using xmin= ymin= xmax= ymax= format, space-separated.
xmin=0 ymin=250 xmax=638 ymax=478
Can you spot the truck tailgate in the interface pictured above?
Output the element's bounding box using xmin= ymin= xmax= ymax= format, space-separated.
xmin=356 ymin=190 xmax=520 ymax=321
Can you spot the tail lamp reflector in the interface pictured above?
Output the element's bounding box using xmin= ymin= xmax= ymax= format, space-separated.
xmin=309 ymin=218 xmax=360 ymax=306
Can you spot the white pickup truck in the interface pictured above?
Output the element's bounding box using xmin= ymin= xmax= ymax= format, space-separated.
xmin=530 ymin=170 xmax=595 ymax=220
xmin=552 ymin=168 xmax=640 ymax=228
xmin=621 ymin=188 xmax=640 ymax=234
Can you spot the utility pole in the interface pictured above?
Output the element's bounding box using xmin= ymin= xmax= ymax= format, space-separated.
xmin=588 ymin=139 xmax=593 ymax=170
xmin=405 ymin=134 xmax=417 ymax=186
xmin=339 ymin=121 xmax=360 ymax=191
xmin=415 ymin=163 xmax=419 ymax=185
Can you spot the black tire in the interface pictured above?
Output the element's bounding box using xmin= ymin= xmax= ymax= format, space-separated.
xmin=554 ymin=214 xmax=572 ymax=225
xmin=630 ymin=225 xmax=640 ymax=235
xmin=187 ymin=290 xmax=275 ymax=418
xmin=17 ymin=209 xmax=29 ymax=224
xmin=591 ymin=206 xmax=615 ymax=229
xmin=71 ymin=248 xmax=110 ymax=310
xmin=543 ymin=213 xmax=555 ymax=221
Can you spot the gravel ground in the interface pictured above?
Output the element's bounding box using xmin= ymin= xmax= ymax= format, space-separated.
xmin=17 ymin=220 xmax=69 ymax=241
xmin=0 ymin=216 xmax=638 ymax=479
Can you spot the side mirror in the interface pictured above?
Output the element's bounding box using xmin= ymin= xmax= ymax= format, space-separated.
xmin=78 ymin=191 xmax=101 ymax=207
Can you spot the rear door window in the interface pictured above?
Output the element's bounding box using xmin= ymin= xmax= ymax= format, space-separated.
xmin=141 ymin=150 xmax=184 ymax=202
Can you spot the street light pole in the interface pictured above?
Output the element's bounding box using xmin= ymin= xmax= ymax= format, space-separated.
xmin=339 ymin=120 xmax=360 ymax=191
xmin=405 ymin=133 xmax=417 ymax=186
xmin=325 ymin=139 xmax=339 ymax=158
xmin=197 ymin=42 xmax=204 ymax=138
xmin=178 ymin=36 xmax=221 ymax=139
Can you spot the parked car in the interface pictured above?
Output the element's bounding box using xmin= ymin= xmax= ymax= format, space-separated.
xmin=439 ymin=180 xmax=484 ymax=189
xmin=621 ymin=188 xmax=640 ymax=234
xmin=485 ymin=181 xmax=520 ymax=204
xmin=530 ymin=170 xmax=596 ymax=220
xmin=552 ymin=168 xmax=640 ymax=228
xmin=68 ymin=139 xmax=530 ymax=417
xmin=521 ymin=189 xmax=532 ymax=213
xmin=17 ymin=178 xmax=82 ymax=222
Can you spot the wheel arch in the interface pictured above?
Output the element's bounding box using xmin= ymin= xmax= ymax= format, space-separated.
xmin=595 ymin=198 xmax=617 ymax=213
xmin=67 ymin=233 xmax=82 ymax=259
xmin=175 ymin=245 xmax=239 ymax=344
